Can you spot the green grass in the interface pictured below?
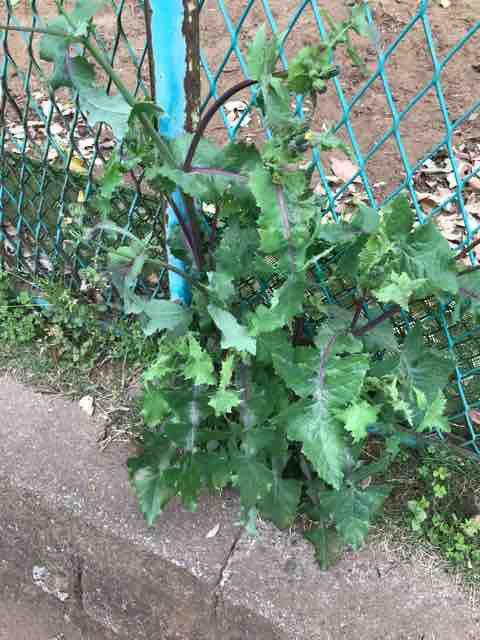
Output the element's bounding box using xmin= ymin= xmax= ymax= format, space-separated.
xmin=0 ymin=270 xmax=157 ymax=447
xmin=374 ymin=443 xmax=480 ymax=590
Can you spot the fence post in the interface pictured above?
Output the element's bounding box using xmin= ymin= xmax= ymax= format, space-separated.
xmin=147 ymin=0 xmax=201 ymax=304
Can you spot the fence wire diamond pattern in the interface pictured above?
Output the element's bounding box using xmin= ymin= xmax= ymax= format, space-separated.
xmin=1 ymin=0 xmax=480 ymax=447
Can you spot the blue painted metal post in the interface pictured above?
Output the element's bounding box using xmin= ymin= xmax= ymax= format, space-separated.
xmin=148 ymin=0 xmax=201 ymax=304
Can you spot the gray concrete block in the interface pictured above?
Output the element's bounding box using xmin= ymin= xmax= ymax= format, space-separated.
xmin=219 ymin=521 xmax=480 ymax=639
xmin=1 ymin=375 xmax=480 ymax=640
xmin=0 ymin=376 xmax=240 ymax=639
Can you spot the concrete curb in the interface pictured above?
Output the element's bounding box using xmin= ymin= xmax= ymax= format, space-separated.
xmin=1 ymin=376 xmax=479 ymax=640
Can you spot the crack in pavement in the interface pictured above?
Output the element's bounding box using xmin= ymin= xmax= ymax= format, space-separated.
xmin=211 ymin=527 xmax=244 ymax=637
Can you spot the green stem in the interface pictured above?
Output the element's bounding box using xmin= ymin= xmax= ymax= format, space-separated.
xmin=82 ymin=41 xmax=203 ymax=263
xmin=0 ymin=24 xmax=72 ymax=38
xmin=352 ymin=305 xmax=401 ymax=337
xmin=0 ymin=20 xmax=204 ymax=263
xmin=68 ymin=9 xmax=199 ymax=259
xmin=350 ymin=292 xmax=367 ymax=330
xmin=318 ymin=334 xmax=337 ymax=389
xmin=80 ymin=40 xmax=177 ymax=167
xmin=0 ymin=22 xmax=177 ymax=168
xmin=456 ymin=237 xmax=480 ymax=262
xmin=91 ymin=222 xmax=207 ymax=297
xmin=146 ymin=258 xmax=209 ymax=297
xmin=184 ymin=78 xmax=257 ymax=171
xmin=275 ymin=184 xmax=296 ymax=273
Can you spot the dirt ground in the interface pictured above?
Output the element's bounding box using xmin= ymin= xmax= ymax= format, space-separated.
xmin=2 ymin=0 xmax=479 ymax=199
xmin=201 ymin=0 xmax=479 ymax=195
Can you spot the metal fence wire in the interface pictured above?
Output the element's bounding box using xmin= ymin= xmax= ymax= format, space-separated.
xmin=1 ymin=0 xmax=480 ymax=447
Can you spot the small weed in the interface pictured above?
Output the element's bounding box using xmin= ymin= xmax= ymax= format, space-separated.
xmin=0 ymin=272 xmax=44 ymax=344
xmin=0 ymin=269 xmax=157 ymax=444
xmin=381 ymin=444 xmax=480 ymax=581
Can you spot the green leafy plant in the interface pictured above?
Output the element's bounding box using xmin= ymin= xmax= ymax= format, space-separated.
xmin=4 ymin=1 xmax=480 ymax=568
xmin=0 ymin=268 xmax=156 ymax=372
xmin=406 ymin=447 xmax=480 ymax=571
xmin=0 ymin=272 xmax=44 ymax=344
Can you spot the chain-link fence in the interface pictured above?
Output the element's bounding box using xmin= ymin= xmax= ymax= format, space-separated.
xmin=1 ymin=0 xmax=480 ymax=447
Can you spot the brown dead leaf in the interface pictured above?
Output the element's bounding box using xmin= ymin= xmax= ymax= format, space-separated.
xmin=28 ymin=120 xmax=45 ymax=129
xmin=435 ymin=214 xmax=458 ymax=242
xmin=421 ymin=157 xmax=453 ymax=175
xmin=469 ymin=409 xmax=480 ymax=424
xmin=467 ymin=198 xmax=480 ymax=216
xmin=330 ymin=156 xmax=361 ymax=184
xmin=225 ymin=100 xmax=251 ymax=128
xmin=468 ymin=176 xmax=480 ymax=192
xmin=78 ymin=137 xmax=95 ymax=153
xmin=49 ymin=123 xmax=64 ymax=136
xmin=447 ymin=160 xmax=480 ymax=191
xmin=10 ymin=124 xmax=26 ymax=139
xmin=146 ymin=273 xmax=160 ymax=285
xmin=416 ymin=191 xmax=440 ymax=208
xmin=416 ymin=187 xmax=453 ymax=212
xmin=79 ymin=395 xmax=95 ymax=417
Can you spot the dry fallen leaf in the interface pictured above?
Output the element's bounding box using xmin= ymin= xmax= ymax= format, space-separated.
xmin=40 ymin=100 xmax=53 ymax=116
xmin=469 ymin=176 xmax=480 ymax=192
xmin=416 ymin=191 xmax=439 ymax=208
xmin=467 ymin=198 xmax=480 ymax=216
xmin=225 ymin=100 xmax=251 ymax=128
xmin=79 ymin=395 xmax=95 ymax=417
xmin=61 ymin=101 xmax=75 ymax=116
xmin=416 ymin=187 xmax=453 ymax=213
xmin=49 ymin=123 xmax=64 ymax=136
xmin=100 ymin=139 xmax=117 ymax=150
xmin=421 ymin=158 xmax=452 ymax=175
xmin=435 ymin=214 xmax=462 ymax=242
xmin=78 ymin=137 xmax=96 ymax=153
xmin=146 ymin=273 xmax=160 ymax=285
xmin=330 ymin=156 xmax=361 ymax=184
xmin=38 ymin=254 xmax=53 ymax=272
xmin=28 ymin=120 xmax=45 ymax=129
xmin=469 ymin=409 xmax=480 ymax=424
xmin=10 ymin=124 xmax=26 ymax=139
xmin=206 ymin=523 xmax=221 ymax=539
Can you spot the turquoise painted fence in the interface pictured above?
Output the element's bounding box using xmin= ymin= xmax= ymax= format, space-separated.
xmin=0 ymin=0 xmax=479 ymax=446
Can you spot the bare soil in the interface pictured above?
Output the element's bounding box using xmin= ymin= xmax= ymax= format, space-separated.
xmin=2 ymin=0 xmax=479 ymax=199
xmin=199 ymin=0 xmax=479 ymax=197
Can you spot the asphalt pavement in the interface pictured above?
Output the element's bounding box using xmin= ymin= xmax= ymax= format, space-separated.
xmin=0 ymin=598 xmax=84 ymax=640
